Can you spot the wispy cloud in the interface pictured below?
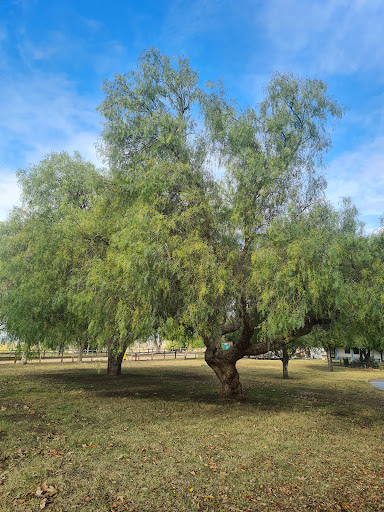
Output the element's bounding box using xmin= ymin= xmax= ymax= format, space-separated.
xmin=0 ymin=65 xmax=103 ymax=220
xmin=0 ymin=70 xmax=101 ymax=168
xmin=161 ymin=0 xmax=227 ymax=46
xmin=326 ymin=135 xmax=384 ymax=230
xmin=260 ymin=0 xmax=384 ymax=76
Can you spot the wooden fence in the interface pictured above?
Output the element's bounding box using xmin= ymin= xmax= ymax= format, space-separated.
xmin=0 ymin=348 xmax=204 ymax=363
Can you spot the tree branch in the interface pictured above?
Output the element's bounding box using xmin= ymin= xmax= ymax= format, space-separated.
xmin=220 ymin=317 xmax=242 ymax=335
xmin=243 ymin=318 xmax=329 ymax=356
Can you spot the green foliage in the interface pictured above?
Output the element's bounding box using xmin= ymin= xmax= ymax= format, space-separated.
xmin=2 ymin=49 xmax=376 ymax=374
xmin=95 ymin=49 xmax=350 ymax=352
xmin=0 ymin=152 xmax=104 ymax=351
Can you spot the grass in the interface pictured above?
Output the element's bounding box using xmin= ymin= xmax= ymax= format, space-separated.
xmin=1 ymin=358 xmax=384 ymax=511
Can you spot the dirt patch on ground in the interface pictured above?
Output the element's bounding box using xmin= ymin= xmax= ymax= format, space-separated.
xmin=5 ymin=413 xmax=39 ymax=423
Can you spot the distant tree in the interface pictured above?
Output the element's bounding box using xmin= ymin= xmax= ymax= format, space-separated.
xmin=299 ymin=212 xmax=384 ymax=371
xmin=301 ymin=326 xmax=336 ymax=372
xmin=274 ymin=340 xmax=301 ymax=379
xmin=0 ymin=153 xmax=105 ymax=364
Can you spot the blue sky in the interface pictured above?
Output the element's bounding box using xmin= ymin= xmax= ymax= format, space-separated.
xmin=1 ymin=0 xmax=384 ymax=231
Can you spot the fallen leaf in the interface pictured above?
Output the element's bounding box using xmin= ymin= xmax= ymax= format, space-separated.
xmin=1 ymin=406 xmax=6 ymax=411
xmin=29 ymin=410 xmax=36 ymax=415
xmin=40 ymin=498 xmax=47 ymax=509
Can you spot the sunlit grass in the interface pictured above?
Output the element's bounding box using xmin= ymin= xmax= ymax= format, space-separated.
xmin=1 ymin=359 xmax=384 ymax=511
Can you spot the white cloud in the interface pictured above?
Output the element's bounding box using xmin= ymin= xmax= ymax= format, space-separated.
xmin=0 ymin=69 xmax=101 ymax=165
xmin=0 ymin=172 xmax=20 ymax=221
xmin=326 ymin=136 xmax=384 ymax=229
xmin=260 ymin=0 xmax=384 ymax=76
xmin=0 ymin=68 xmax=103 ymax=221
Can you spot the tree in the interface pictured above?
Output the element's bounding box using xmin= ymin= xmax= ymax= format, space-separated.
xmin=336 ymin=225 xmax=384 ymax=366
xmin=97 ymin=49 xmax=350 ymax=400
xmin=0 ymin=152 xmax=106 ymax=364
xmin=2 ymin=51 xmax=365 ymax=397
xmin=274 ymin=341 xmax=301 ymax=379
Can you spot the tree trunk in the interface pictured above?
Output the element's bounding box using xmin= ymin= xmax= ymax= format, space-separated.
xmin=282 ymin=346 xmax=289 ymax=379
xmin=205 ymin=350 xmax=244 ymax=401
xmin=107 ymin=348 xmax=125 ymax=376
xmin=361 ymin=349 xmax=371 ymax=367
xmin=77 ymin=340 xmax=83 ymax=363
xmin=326 ymin=347 xmax=333 ymax=372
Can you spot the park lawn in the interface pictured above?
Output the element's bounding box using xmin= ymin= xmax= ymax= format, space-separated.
xmin=0 ymin=359 xmax=384 ymax=512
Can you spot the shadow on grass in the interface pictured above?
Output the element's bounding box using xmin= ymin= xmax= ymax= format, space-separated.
xmin=16 ymin=363 xmax=384 ymax=425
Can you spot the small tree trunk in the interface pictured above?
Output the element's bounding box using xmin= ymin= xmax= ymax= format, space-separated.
xmin=361 ymin=349 xmax=371 ymax=366
xmin=107 ymin=348 xmax=125 ymax=376
xmin=326 ymin=347 xmax=333 ymax=372
xmin=365 ymin=349 xmax=371 ymax=367
xmin=21 ymin=351 xmax=27 ymax=365
xmin=205 ymin=351 xmax=244 ymax=401
xmin=77 ymin=340 xmax=83 ymax=363
xmin=282 ymin=346 xmax=289 ymax=379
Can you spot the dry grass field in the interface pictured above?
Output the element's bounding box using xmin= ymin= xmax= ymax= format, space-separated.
xmin=1 ymin=358 xmax=384 ymax=511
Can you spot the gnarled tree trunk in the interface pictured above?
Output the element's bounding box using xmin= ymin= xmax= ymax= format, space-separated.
xmin=205 ymin=316 xmax=323 ymax=400
xmin=107 ymin=348 xmax=125 ymax=376
xmin=205 ymin=351 xmax=244 ymax=400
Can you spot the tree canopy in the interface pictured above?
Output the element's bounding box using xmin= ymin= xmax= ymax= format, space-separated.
xmin=1 ymin=49 xmax=382 ymax=398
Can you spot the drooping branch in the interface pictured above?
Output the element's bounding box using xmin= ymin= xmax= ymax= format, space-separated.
xmin=243 ymin=318 xmax=328 ymax=357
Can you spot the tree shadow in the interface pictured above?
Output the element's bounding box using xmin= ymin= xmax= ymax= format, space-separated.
xmin=25 ymin=364 xmax=384 ymax=428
